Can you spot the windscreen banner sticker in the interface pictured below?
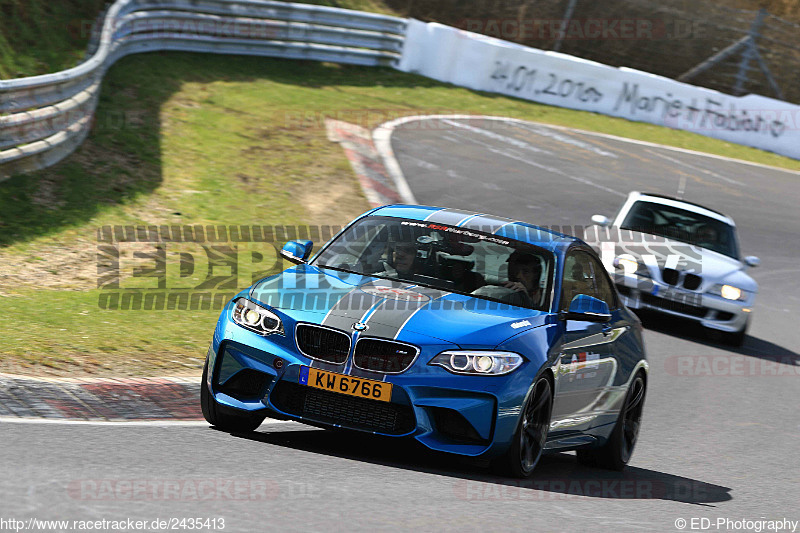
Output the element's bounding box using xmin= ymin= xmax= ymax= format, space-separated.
xmin=401 ymin=221 xmax=510 ymax=245
xmin=359 ymin=285 xmax=431 ymax=301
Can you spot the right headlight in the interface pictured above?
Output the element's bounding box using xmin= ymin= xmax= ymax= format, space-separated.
xmin=232 ymin=298 xmax=284 ymax=335
xmin=707 ymin=284 xmax=749 ymax=302
xmin=429 ymin=351 xmax=525 ymax=376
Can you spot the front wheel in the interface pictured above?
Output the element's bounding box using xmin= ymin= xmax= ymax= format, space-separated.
xmin=492 ymin=376 xmax=553 ymax=478
xmin=577 ymin=371 xmax=646 ymax=471
xmin=705 ymin=322 xmax=747 ymax=347
xmin=201 ymin=360 xmax=264 ymax=433
xmin=722 ymin=323 xmax=747 ymax=347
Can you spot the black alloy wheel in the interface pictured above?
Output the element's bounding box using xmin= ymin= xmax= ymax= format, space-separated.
xmin=577 ymin=372 xmax=646 ymax=470
xmin=494 ymin=376 xmax=553 ymax=478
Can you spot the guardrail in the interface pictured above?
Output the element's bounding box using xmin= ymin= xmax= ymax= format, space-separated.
xmin=0 ymin=0 xmax=407 ymax=179
xmin=4 ymin=1 xmax=799 ymax=180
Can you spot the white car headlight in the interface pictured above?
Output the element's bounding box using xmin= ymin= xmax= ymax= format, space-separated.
xmin=614 ymin=255 xmax=650 ymax=278
xmin=429 ymin=351 xmax=524 ymax=375
xmin=707 ymin=284 xmax=749 ymax=302
xmin=232 ymin=298 xmax=284 ymax=335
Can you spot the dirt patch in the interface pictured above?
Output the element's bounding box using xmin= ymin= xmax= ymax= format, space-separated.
xmin=0 ymin=238 xmax=97 ymax=292
xmin=296 ymin=173 xmax=370 ymax=228
xmin=0 ymin=351 xmax=204 ymax=378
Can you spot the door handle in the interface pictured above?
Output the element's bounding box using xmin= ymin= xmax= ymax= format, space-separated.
xmin=601 ymin=323 xmax=613 ymax=336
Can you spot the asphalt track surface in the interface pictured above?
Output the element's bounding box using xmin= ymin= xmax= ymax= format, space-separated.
xmin=3 ymin=118 xmax=799 ymax=532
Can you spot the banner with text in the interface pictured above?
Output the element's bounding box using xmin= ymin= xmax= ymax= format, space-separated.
xmin=397 ymin=20 xmax=800 ymax=161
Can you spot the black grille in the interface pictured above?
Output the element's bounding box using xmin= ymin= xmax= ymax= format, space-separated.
xmin=270 ymin=381 xmax=415 ymax=435
xmin=683 ymin=273 xmax=702 ymax=291
xmin=354 ymin=339 xmax=419 ymax=373
xmin=429 ymin=407 xmax=487 ymax=444
xmin=661 ymin=268 xmax=679 ymax=285
xmin=641 ymin=293 xmax=708 ymax=318
xmin=217 ymin=369 xmax=272 ymax=400
xmin=295 ymin=325 xmax=350 ymax=364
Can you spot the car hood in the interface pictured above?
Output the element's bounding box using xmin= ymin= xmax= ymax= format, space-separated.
xmin=250 ymin=264 xmax=551 ymax=347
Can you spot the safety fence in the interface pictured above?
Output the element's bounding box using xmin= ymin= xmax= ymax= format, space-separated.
xmin=2 ymin=0 xmax=799 ymax=181
xmin=0 ymin=0 xmax=406 ymax=178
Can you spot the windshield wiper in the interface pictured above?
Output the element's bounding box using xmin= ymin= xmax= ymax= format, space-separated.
xmin=314 ymin=264 xmax=365 ymax=276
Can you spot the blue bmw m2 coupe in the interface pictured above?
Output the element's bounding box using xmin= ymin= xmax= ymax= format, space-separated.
xmin=202 ymin=205 xmax=648 ymax=477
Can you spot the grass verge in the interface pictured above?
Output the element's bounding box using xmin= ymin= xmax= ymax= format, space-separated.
xmin=1 ymin=53 xmax=798 ymax=376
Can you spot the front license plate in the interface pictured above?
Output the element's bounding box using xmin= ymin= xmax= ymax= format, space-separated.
xmin=298 ymin=366 xmax=392 ymax=403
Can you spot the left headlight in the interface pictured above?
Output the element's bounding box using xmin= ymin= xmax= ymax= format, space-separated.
xmin=707 ymin=284 xmax=749 ymax=302
xmin=232 ymin=298 xmax=284 ymax=335
xmin=429 ymin=351 xmax=525 ymax=376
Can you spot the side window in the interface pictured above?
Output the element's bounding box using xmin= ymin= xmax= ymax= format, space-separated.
xmin=560 ymin=252 xmax=593 ymax=310
xmin=586 ymin=254 xmax=618 ymax=309
xmin=559 ymin=251 xmax=617 ymax=310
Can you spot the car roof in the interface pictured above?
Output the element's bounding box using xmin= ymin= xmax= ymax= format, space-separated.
xmin=366 ymin=205 xmax=580 ymax=252
xmin=630 ymin=192 xmax=734 ymax=225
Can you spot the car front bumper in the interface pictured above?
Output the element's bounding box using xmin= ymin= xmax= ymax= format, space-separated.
xmin=205 ymin=323 xmax=534 ymax=458
xmin=614 ymin=277 xmax=751 ymax=333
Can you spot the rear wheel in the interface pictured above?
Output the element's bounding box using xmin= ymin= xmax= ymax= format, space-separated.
xmin=201 ymin=360 xmax=264 ymax=433
xmin=493 ymin=376 xmax=553 ymax=478
xmin=577 ymin=372 xmax=646 ymax=471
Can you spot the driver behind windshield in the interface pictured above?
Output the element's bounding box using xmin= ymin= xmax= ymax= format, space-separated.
xmin=378 ymin=241 xmax=418 ymax=279
xmin=504 ymin=251 xmax=544 ymax=306
xmin=694 ymin=224 xmax=719 ymax=248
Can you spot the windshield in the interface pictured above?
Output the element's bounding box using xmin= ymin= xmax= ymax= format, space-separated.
xmin=312 ymin=217 xmax=555 ymax=311
xmin=620 ymin=201 xmax=739 ymax=259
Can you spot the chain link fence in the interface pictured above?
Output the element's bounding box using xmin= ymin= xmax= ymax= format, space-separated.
xmin=389 ymin=0 xmax=800 ymax=104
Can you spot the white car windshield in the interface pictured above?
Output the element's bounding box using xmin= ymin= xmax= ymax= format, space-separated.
xmin=620 ymin=201 xmax=739 ymax=259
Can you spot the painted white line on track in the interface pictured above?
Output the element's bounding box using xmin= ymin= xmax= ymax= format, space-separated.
xmin=440 ymin=126 xmax=623 ymax=197
xmin=372 ymin=114 xmax=800 ymax=208
xmin=516 ymin=122 xmax=617 ymax=158
xmin=645 ymin=149 xmax=745 ymax=186
xmin=373 ymin=121 xmax=418 ymax=204
xmin=484 ymin=145 xmax=625 ymax=197
xmin=0 ymin=417 xmax=297 ymax=427
xmin=439 ymin=119 xmax=553 ymax=155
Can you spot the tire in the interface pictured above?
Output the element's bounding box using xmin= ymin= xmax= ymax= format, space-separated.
xmin=201 ymin=360 xmax=264 ymax=433
xmin=706 ymin=321 xmax=748 ymax=347
xmin=723 ymin=325 xmax=747 ymax=347
xmin=492 ymin=376 xmax=553 ymax=478
xmin=577 ymin=371 xmax=646 ymax=471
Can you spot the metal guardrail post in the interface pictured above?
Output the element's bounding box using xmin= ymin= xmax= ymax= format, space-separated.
xmin=733 ymin=8 xmax=767 ymax=96
xmin=552 ymin=0 xmax=578 ymax=53
xmin=678 ymin=7 xmax=783 ymax=99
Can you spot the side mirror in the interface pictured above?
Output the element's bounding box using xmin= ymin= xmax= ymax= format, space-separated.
xmin=281 ymin=240 xmax=313 ymax=264
xmin=591 ymin=214 xmax=611 ymax=227
xmin=562 ymin=294 xmax=611 ymax=323
xmin=744 ymin=256 xmax=760 ymax=268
